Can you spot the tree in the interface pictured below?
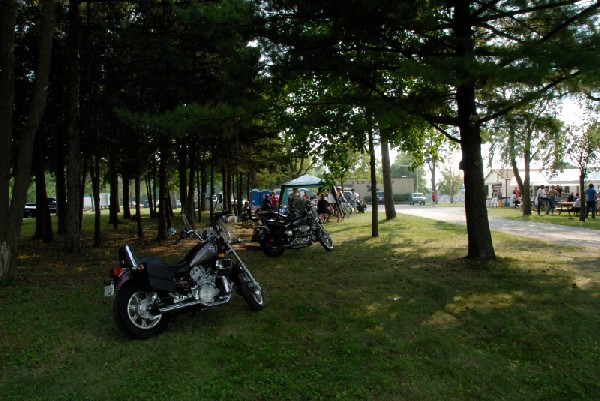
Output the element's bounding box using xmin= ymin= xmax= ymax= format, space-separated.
xmin=563 ymin=111 xmax=600 ymax=221
xmin=487 ymin=100 xmax=564 ymax=215
xmin=261 ymin=0 xmax=600 ymax=260
xmin=437 ymin=166 xmax=464 ymax=204
xmin=0 ymin=0 xmax=57 ymax=281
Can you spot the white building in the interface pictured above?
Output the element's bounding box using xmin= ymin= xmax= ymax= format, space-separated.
xmin=485 ymin=168 xmax=600 ymax=201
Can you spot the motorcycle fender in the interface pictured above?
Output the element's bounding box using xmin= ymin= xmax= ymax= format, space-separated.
xmin=115 ymin=270 xmax=133 ymax=289
xmin=252 ymin=226 xmax=268 ymax=241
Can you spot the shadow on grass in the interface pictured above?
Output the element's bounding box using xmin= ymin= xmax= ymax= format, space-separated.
xmin=2 ymin=213 xmax=599 ymax=400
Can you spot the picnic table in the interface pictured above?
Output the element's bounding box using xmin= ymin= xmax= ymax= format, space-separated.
xmin=556 ymin=201 xmax=576 ymax=215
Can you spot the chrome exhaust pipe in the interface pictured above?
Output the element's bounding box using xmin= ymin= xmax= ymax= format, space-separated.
xmin=158 ymin=297 xmax=229 ymax=314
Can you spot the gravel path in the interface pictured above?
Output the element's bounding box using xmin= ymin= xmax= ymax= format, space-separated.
xmin=392 ymin=205 xmax=600 ymax=251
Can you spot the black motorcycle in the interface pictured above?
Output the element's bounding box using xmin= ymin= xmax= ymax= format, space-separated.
xmin=356 ymin=199 xmax=367 ymax=213
xmin=104 ymin=214 xmax=264 ymax=339
xmin=252 ymin=199 xmax=334 ymax=257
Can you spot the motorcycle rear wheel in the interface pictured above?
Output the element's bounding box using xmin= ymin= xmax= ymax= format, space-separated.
xmin=318 ymin=227 xmax=334 ymax=251
xmin=262 ymin=237 xmax=285 ymax=257
xmin=234 ymin=268 xmax=265 ymax=311
xmin=113 ymin=280 xmax=169 ymax=339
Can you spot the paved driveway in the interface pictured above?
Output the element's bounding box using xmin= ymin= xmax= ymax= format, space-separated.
xmin=389 ymin=205 xmax=600 ymax=251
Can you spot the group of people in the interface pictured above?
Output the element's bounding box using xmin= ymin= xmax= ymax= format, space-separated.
xmin=535 ymin=183 xmax=597 ymax=218
xmin=316 ymin=187 xmax=360 ymax=223
xmin=242 ymin=191 xmax=280 ymax=220
xmin=535 ymin=185 xmax=561 ymax=215
xmin=244 ymin=187 xmax=361 ymax=224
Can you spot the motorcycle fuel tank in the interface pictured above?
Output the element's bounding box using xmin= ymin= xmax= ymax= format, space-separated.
xmin=189 ymin=241 xmax=218 ymax=266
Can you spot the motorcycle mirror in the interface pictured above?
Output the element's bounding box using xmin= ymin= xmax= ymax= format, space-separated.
xmin=168 ymin=227 xmax=177 ymax=235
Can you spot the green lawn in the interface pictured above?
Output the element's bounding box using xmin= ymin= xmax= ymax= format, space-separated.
xmin=486 ymin=204 xmax=600 ymax=230
xmin=1 ymin=211 xmax=599 ymax=400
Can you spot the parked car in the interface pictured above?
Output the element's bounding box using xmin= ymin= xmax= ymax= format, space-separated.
xmin=24 ymin=197 xmax=57 ymax=218
xmin=409 ymin=192 xmax=426 ymax=205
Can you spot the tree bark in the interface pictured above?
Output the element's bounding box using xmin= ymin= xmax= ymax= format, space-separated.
xmin=122 ymin=169 xmax=131 ymax=220
xmin=454 ymin=2 xmax=495 ymax=260
xmin=0 ymin=0 xmax=18 ymax=282
xmin=54 ymin=128 xmax=67 ymax=234
xmin=0 ymin=0 xmax=57 ymax=281
xmin=135 ymin=166 xmax=143 ymax=238
xmin=156 ymin=134 xmax=169 ymax=240
xmin=33 ymin=131 xmax=53 ymax=242
xmin=109 ymin=154 xmax=119 ymax=228
xmin=380 ymin=132 xmax=396 ymax=220
xmin=91 ymin=155 xmax=101 ymax=247
xmin=185 ymin=145 xmax=197 ymax=219
xmin=367 ymin=111 xmax=378 ymax=237
xmin=64 ymin=0 xmax=82 ymax=253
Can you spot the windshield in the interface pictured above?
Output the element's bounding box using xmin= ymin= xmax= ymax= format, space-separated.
xmin=413 ymin=193 xmax=424 ymax=197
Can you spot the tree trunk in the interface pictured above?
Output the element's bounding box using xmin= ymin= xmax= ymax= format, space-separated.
xmin=0 ymin=0 xmax=57 ymax=281
xmin=33 ymin=130 xmax=53 ymax=242
xmin=135 ymin=165 xmax=143 ymax=238
xmin=109 ymin=154 xmax=119 ymax=228
xmin=122 ymin=169 xmax=131 ymax=220
xmin=367 ymin=112 xmax=378 ymax=237
xmin=200 ymin=157 xmax=208 ymax=212
xmin=156 ymin=134 xmax=169 ymax=240
xmin=0 ymin=0 xmax=18 ymax=282
xmin=579 ymin=171 xmax=586 ymax=222
xmin=64 ymin=0 xmax=82 ymax=253
xmin=54 ymin=129 xmax=67 ymax=234
xmin=454 ymin=2 xmax=494 ymax=260
xmin=90 ymin=155 xmax=101 ymax=247
xmin=185 ymin=145 xmax=196 ymax=220
xmin=177 ymin=141 xmax=187 ymax=213
xmin=380 ymin=132 xmax=396 ymax=220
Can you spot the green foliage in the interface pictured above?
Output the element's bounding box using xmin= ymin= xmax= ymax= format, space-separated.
xmin=437 ymin=166 xmax=464 ymax=199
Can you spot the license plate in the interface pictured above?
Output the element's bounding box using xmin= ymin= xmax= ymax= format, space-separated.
xmin=104 ymin=282 xmax=114 ymax=297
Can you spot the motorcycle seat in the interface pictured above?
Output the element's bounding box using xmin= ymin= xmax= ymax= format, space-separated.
xmin=141 ymin=257 xmax=189 ymax=276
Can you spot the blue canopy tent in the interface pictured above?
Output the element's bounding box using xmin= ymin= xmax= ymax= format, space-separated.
xmin=279 ymin=174 xmax=331 ymax=209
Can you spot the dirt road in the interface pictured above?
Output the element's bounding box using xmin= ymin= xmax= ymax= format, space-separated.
xmin=391 ymin=205 xmax=599 ymax=251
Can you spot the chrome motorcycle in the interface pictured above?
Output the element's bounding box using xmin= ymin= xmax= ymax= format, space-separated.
xmin=104 ymin=214 xmax=264 ymax=339
xmin=252 ymin=199 xmax=334 ymax=257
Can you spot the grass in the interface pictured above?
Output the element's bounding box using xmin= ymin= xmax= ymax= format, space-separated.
xmin=1 ymin=211 xmax=600 ymax=400
xmin=485 ymin=205 xmax=600 ymax=230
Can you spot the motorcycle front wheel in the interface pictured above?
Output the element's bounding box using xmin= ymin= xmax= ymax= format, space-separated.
xmin=318 ymin=227 xmax=334 ymax=251
xmin=113 ymin=280 xmax=169 ymax=339
xmin=234 ymin=268 xmax=265 ymax=311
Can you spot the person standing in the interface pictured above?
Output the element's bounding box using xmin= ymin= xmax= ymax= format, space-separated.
xmin=270 ymin=191 xmax=279 ymax=211
xmin=536 ymin=185 xmax=547 ymax=215
xmin=431 ymin=191 xmax=437 ymax=205
xmin=585 ymin=183 xmax=597 ymax=218
xmin=316 ymin=193 xmax=332 ymax=222
xmin=288 ymin=187 xmax=301 ymax=207
xmin=349 ymin=188 xmax=358 ymax=212
xmin=261 ymin=193 xmax=272 ymax=210
xmin=546 ymin=185 xmax=557 ymax=214
xmin=335 ymin=187 xmax=345 ymax=222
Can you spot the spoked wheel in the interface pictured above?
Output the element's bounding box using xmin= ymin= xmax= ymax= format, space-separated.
xmin=113 ymin=280 xmax=168 ymax=339
xmin=262 ymin=237 xmax=285 ymax=257
xmin=234 ymin=266 xmax=265 ymax=311
xmin=318 ymin=227 xmax=334 ymax=251
xmin=317 ymin=227 xmax=333 ymax=251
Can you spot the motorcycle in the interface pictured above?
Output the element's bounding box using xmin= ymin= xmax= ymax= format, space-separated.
xmin=356 ymin=199 xmax=367 ymax=213
xmin=252 ymin=199 xmax=334 ymax=257
xmin=104 ymin=214 xmax=264 ymax=339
